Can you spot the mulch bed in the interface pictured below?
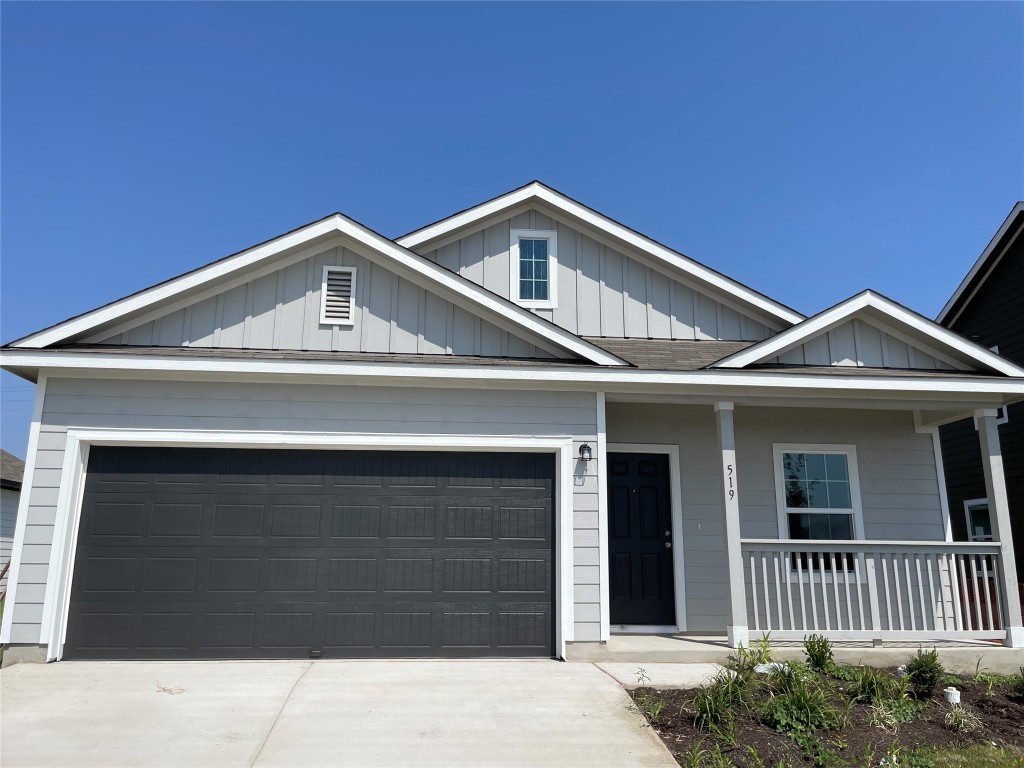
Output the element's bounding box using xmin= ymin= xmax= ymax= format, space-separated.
xmin=629 ymin=671 xmax=1024 ymax=767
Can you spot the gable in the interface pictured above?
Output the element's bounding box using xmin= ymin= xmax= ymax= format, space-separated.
xmin=91 ymin=242 xmax=566 ymax=359
xmin=413 ymin=207 xmax=775 ymax=342
xmin=713 ymin=290 xmax=1024 ymax=376
xmin=766 ymin=318 xmax=957 ymax=370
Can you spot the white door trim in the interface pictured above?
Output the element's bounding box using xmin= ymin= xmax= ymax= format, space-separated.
xmin=41 ymin=428 xmax=576 ymax=661
xmin=605 ymin=443 xmax=686 ymax=635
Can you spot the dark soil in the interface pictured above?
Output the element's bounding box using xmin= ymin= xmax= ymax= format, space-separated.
xmin=629 ymin=671 xmax=1024 ymax=767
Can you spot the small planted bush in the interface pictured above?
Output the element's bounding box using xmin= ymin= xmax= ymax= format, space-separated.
xmin=1010 ymin=667 xmax=1024 ymax=699
xmin=849 ymin=667 xmax=907 ymax=704
xmin=944 ymin=703 xmax=982 ymax=734
xmin=692 ymin=668 xmax=753 ymax=730
xmin=905 ymin=648 xmax=944 ymax=699
xmin=803 ymin=633 xmax=834 ymax=673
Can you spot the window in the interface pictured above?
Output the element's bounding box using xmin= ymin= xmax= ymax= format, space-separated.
xmin=320 ymin=267 xmax=356 ymax=325
xmin=774 ymin=444 xmax=863 ymax=572
xmin=510 ymin=229 xmax=558 ymax=308
xmin=964 ymin=499 xmax=993 ymax=542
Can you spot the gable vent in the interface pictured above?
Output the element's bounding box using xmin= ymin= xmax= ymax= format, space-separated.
xmin=320 ymin=267 xmax=356 ymax=325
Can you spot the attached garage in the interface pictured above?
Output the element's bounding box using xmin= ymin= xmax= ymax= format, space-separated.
xmin=63 ymin=446 xmax=555 ymax=659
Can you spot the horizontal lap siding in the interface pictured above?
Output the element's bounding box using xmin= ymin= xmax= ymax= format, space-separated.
xmin=1 ymin=488 xmax=18 ymax=591
xmin=9 ymin=379 xmax=599 ymax=645
xmin=420 ymin=210 xmax=771 ymax=341
xmin=606 ymin=405 xmax=946 ymax=633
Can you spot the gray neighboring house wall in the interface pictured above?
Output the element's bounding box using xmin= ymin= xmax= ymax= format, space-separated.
xmin=2 ymin=181 xmax=1022 ymax=663
xmin=1 ymin=449 xmax=25 ymax=593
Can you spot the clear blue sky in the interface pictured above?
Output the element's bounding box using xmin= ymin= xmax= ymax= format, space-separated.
xmin=2 ymin=1 xmax=1022 ymax=455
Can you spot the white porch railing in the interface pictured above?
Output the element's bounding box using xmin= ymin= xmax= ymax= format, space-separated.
xmin=740 ymin=539 xmax=1007 ymax=641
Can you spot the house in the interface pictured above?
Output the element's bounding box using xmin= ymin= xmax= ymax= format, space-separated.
xmin=0 ymin=181 xmax=1021 ymax=666
xmin=937 ymin=202 xmax=1024 ymax=611
xmin=1 ymin=449 xmax=24 ymax=593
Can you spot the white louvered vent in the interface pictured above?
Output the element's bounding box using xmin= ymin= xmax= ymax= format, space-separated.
xmin=320 ymin=267 xmax=356 ymax=325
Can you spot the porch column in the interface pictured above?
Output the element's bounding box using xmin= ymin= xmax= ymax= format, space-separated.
xmin=715 ymin=402 xmax=748 ymax=648
xmin=976 ymin=409 xmax=1023 ymax=648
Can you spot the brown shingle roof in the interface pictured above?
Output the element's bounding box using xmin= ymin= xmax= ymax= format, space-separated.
xmin=582 ymin=338 xmax=754 ymax=370
xmin=1 ymin=449 xmax=25 ymax=491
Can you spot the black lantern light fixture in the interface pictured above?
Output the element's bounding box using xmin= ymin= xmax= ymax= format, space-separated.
xmin=578 ymin=443 xmax=593 ymax=463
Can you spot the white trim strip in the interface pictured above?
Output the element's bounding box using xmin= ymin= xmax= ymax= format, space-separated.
xmin=40 ymin=429 xmax=577 ymax=661
xmin=398 ymin=182 xmax=805 ymax=327
xmin=8 ymin=214 xmax=625 ymax=367
xmin=712 ymin=290 xmax=1024 ymax=377
xmin=5 ymin=349 xmax=1023 ymax=396
xmin=0 ymin=375 xmax=46 ymax=645
xmin=595 ymin=394 xmax=609 ymax=641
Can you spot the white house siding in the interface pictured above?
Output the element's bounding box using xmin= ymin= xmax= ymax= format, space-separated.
xmin=606 ymin=404 xmax=946 ymax=632
xmin=7 ymin=377 xmax=602 ymax=645
xmin=418 ymin=209 xmax=773 ymax=342
xmin=1 ymin=487 xmax=18 ymax=591
xmin=771 ymin=319 xmax=958 ymax=370
xmin=95 ymin=245 xmax=559 ymax=360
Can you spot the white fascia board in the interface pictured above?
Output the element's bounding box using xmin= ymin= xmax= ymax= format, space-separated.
xmin=712 ymin=291 xmax=1024 ymax=377
xmin=4 ymin=350 xmax=1024 ymax=397
xmin=398 ymin=182 xmax=805 ymax=328
xmin=7 ymin=212 xmax=625 ymax=367
xmin=937 ymin=202 xmax=1024 ymax=326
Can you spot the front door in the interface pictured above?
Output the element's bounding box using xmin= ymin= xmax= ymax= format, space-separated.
xmin=607 ymin=452 xmax=675 ymax=626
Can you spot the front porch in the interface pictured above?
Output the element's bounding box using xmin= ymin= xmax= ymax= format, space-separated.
xmin=600 ymin=399 xmax=1023 ymax=650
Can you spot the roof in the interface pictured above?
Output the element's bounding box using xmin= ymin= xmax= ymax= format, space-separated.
xmin=937 ymin=202 xmax=1024 ymax=327
xmin=5 ymin=211 xmax=626 ymax=367
xmin=583 ymin=338 xmax=753 ymax=370
xmin=711 ymin=290 xmax=1024 ymax=377
xmin=397 ymin=181 xmax=805 ymax=329
xmin=1 ymin=449 xmax=25 ymax=491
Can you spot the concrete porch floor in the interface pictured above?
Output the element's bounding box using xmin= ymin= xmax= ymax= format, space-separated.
xmin=566 ymin=634 xmax=1024 ymax=675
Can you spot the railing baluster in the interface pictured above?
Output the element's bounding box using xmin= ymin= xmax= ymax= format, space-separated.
xmin=949 ymin=553 xmax=964 ymax=632
xmin=796 ymin=551 xmax=807 ymax=631
xmin=830 ymin=550 xmax=841 ymax=631
xmin=772 ymin=550 xmax=784 ymax=633
xmin=925 ymin=553 xmax=940 ymax=632
xmin=809 ymin=552 xmax=820 ymax=631
xmin=784 ymin=549 xmax=795 ymax=632
xmin=854 ymin=554 xmax=867 ymax=631
xmin=842 ymin=552 xmax=853 ymax=631
xmin=980 ymin=554 xmax=995 ymax=631
xmin=904 ymin=554 xmax=916 ymax=632
xmin=760 ymin=552 xmax=771 ymax=631
xmin=892 ymin=554 xmax=906 ymax=631
xmin=750 ymin=551 xmax=760 ymax=632
xmin=969 ymin=553 xmax=983 ymax=631
xmin=992 ymin=555 xmax=1005 ymax=630
xmin=880 ymin=552 xmax=892 ymax=631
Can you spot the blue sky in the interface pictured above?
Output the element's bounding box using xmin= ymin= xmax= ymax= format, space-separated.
xmin=2 ymin=1 xmax=1022 ymax=454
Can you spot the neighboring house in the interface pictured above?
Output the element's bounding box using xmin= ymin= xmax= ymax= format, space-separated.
xmin=0 ymin=181 xmax=1022 ymax=666
xmin=0 ymin=449 xmax=24 ymax=593
xmin=938 ymin=202 xmax=1024 ymax=610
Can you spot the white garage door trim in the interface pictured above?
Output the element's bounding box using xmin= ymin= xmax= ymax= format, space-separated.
xmin=41 ymin=429 xmax=576 ymax=661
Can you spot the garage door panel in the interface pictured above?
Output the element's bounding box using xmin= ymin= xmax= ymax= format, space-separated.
xmin=65 ymin=448 xmax=554 ymax=659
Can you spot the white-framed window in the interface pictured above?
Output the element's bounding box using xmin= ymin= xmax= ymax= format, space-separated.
xmin=319 ymin=266 xmax=356 ymax=325
xmin=774 ymin=444 xmax=864 ymax=573
xmin=510 ymin=228 xmax=558 ymax=309
xmin=963 ymin=498 xmax=993 ymax=542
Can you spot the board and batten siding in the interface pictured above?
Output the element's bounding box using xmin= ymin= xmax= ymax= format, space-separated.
xmin=769 ymin=319 xmax=958 ymax=370
xmin=93 ymin=245 xmax=559 ymax=360
xmin=6 ymin=378 xmax=602 ymax=645
xmin=606 ymin=404 xmax=947 ymax=632
xmin=1 ymin=488 xmax=18 ymax=591
xmin=418 ymin=209 xmax=772 ymax=342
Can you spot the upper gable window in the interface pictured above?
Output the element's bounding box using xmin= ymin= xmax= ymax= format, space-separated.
xmin=320 ymin=266 xmax=356 ymax=325
xmin=510 ymin=229 xmax=558 ymax=309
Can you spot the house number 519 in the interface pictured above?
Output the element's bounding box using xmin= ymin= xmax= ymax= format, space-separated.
xmin=726 ymin=463 xmax=735 ymax=500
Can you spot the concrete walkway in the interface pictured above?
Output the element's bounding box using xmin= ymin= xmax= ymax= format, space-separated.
xmin=0 ymin=660 xmax=676 ymax=768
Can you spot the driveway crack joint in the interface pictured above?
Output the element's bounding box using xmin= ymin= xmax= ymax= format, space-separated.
xmin=249 ymin=662 xmax=313 ymax=767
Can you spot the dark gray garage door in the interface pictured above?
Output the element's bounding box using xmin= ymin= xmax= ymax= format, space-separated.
xmin=65 ymin=447 xmax=555 ymax=659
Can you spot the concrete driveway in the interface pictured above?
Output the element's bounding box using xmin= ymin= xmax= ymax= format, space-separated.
xmin=0 ymin=660 xmax=675 ymax=767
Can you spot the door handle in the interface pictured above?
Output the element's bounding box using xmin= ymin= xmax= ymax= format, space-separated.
xmin=665 ymin=541 xmax=672 ymax=549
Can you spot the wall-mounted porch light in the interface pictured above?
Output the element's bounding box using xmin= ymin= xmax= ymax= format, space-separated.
xmin=578 ymin=443 xmax=593 ymax=463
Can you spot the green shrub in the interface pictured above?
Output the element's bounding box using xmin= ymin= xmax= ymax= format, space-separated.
xmin=944 ymin=703 xmax=981 ymax=734
xmin=1010 ymin=667 xmax=1024 ymax=699
xmin=849 ymin=666 xmax=907 ymax=704
xmin=729 ymin=633 xmax=773 ymax=672
xmin=758 ymin=677 xmax=841 ymax=766
xmin=804 ymin=634 xmax=835 ymax=673
xmin=692 ymin=668 xmax=753 ymax=730
xmin=905 ymin=648 xmax=944 ymax=699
